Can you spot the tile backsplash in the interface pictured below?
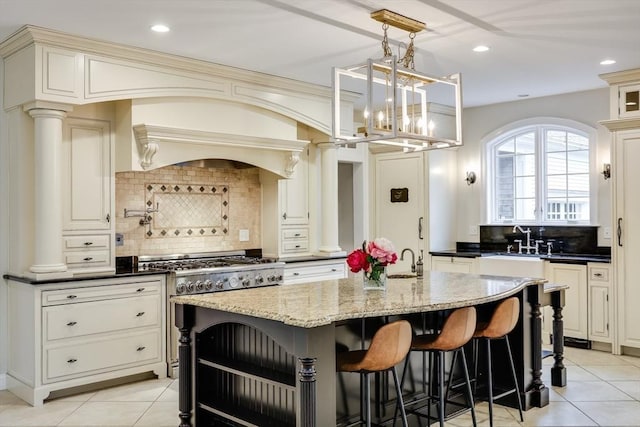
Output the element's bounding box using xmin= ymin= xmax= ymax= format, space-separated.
xmin=116 ymin=164 xmax=261 ymax=256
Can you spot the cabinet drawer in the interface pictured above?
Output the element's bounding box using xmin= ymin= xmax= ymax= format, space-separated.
xmin=44 ymin=295 xmax=160 ymax=342
xmin=44 ymin=330 xmax=162 ymax=383
xmin=64 ymin=250 xmax=110 ymax=267
xmin=284 ymin=262 xmax=346 ymax=284
xmin=589 ymin=266 xmax=609 ymax=282
xmin=63 ymin=235 xmax=110 ymax=249
xmin=42 ymin=280 xmax=161 ymax=306
xmin=282 ymin=229 xmax=308 ymax=240
xmin=283 ymin=240 xmax=309 ymax=253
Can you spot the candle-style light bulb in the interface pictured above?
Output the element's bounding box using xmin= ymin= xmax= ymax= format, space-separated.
xmin=377 ymin=111 xmax=384 ymax=129
xmin=428 ymin=120 xmax=435 ymax=137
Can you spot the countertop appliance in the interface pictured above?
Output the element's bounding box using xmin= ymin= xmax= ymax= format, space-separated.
xmin=138 ymin=250 xmax=284 ymax=377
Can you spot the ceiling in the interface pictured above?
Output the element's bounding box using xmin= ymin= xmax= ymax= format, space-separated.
xmin=1 ymin=0 xmax=639 ymax=107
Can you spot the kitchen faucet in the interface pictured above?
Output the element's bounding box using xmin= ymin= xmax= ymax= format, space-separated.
xmin=400 ymin=248 xmax=416 ymax=274
xmin=512 ymin=225 xmax=536 ymax=254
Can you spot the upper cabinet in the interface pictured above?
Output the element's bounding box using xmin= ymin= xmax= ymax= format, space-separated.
xmin=61 ymin=116 xmax=115 ymax=274
xmin=280 ymin=148 xmax=309 ymax=226
xmin=618 ymin=84 xmax=640 ymax=119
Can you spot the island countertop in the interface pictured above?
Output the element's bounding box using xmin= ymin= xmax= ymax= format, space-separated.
xmin=171 ymin=271 xmax=546 ymax=328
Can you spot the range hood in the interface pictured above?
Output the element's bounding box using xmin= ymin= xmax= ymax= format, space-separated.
xmin=131 ymin=124 xmax=309 ymax=178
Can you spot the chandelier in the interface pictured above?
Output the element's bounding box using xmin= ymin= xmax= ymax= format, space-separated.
xmin=332 ymin=9 xmax=463 ymax=152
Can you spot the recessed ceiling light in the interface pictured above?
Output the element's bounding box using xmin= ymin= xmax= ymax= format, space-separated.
xmin=473 ymin=45 xmax=490 ymax=53
xmin=150 ymin=24 xmax=170 ymax=33
xmin=600 ymin=59 xmax=616 ymax=65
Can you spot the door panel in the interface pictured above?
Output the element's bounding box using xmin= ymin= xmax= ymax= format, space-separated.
xmin=374 ymin=153 xmax=424 ymax=274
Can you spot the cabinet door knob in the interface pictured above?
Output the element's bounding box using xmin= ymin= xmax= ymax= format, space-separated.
xmin=136 ymin=346 xmax=146 ymax=352
xmin=282 ymin=212 xmax=287 ymax=220
xmin=136 ymin=288 xmax=145 ymax=292
xmin=67 ymin=295 xmax=77 ymax=299
xmin=106 ymin=213 xmax=111 ymax=223
xmin=66 ymin=321 xmax=77 ymax=326
xmin=136 ymin=312 xmax=145 ymax=317
xmin=67 ymin=358 xmax=77 ymax=364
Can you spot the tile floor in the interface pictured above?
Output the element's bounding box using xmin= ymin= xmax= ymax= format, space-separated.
xmin=3 ymin=346 xmax=640 ymax=426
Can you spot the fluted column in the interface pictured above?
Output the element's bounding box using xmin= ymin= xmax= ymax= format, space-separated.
xmin=27 ymin=108 xmax=69 ymax=275
xmin=317 ymin=143 xmax=344 ymax=255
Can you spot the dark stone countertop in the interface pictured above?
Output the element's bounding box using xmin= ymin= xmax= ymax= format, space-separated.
xmin=429 ymin=250 xmax=610 ymax=264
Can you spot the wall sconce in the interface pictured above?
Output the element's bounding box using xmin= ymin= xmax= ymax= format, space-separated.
xmin=602 ymin=163 xmax=611 ymax=180
xmin=465 ymin=171 xmax=477 ymax=185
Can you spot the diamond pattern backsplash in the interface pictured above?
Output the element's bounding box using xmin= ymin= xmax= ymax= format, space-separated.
xmin=146 ymin=183 xmax=229 ymax=237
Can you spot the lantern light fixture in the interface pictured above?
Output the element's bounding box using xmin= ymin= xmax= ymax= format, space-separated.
xmin=332 ymin=9 xmax=463 ymax=152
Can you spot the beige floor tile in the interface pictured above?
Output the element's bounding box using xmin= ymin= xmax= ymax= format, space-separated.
xmin=521 ymin=401 xmax=596 ymax=426
xmin=88 ymin=378 xmax=173 ymax=402
xmin=0 ymin=390 xmax=25 ymax=405
xmin=156 ymin=380 xmax=178 ymax=402
xmin=564 ymin=347 xmax=631 ymax=366
xmin=573 ymin=401 xmax=640 ymax=426
xmin=609 ymin=380 xmax=640 ymax=400
xmin=58 ymin=401 xmax=152 ymax=426
xmin=548 ymin=386 xmax=567 ymax=402
xmin=0 ymin=401 xmax=82 ymax=426
xmin=542 ymin=365 xmax=600 ymax=383
xmin=616 ymin=354 xmax=640 ymax=368
xmin=582 ymin=364 xmax=640 ymax=381
xmin=554 ymin=380 xmax=634 ymax=402
xmin=443 ymin=401 xmax=522 ymax=427
xmin=134 ymin=401 xmax=178 ymax=426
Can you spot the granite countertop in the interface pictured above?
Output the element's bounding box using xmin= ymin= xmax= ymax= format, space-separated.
xmin=171 ymin=271 xmax=546 ymax=328
xmin=3 ymin=268 xmax=168 ymax=285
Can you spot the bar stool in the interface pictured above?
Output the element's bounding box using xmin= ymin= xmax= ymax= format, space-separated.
xmin=336 ymin=320 xmax=412 ymax=427
xmin=472 ymin=297 xmax=524 ymax=427
xmin=399 ymin=307 xmax=477 ymax=427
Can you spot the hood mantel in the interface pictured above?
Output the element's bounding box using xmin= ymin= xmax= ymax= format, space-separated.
xmin=132 ymin=124 xmax=309 ymax=178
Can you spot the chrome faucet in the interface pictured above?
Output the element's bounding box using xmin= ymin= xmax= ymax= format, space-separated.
xmin=400 ymin=248 xmax=416 ymax=274
xmin=512 ymin=225 xmax=535 ymax=254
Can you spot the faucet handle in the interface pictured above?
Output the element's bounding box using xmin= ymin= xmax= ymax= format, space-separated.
xmin=513 ymin=239 xmax=523 ymax=254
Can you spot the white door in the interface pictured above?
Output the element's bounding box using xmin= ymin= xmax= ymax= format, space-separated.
xmin=374 ymin=152 xmax=425 ymax=275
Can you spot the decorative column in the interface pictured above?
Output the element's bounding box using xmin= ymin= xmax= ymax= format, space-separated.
xmin=27 ymin=107 xmax=70 ymax=277
xmin=317 ymin=143 xmax=344 ymax=255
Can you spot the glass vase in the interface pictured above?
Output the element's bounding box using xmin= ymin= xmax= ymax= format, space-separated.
xmin=363 ymin=266 xmax=387 ymax=290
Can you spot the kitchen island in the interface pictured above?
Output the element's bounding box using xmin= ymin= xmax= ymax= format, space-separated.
xmin=172 ymin=271 xmax=565 ymax=427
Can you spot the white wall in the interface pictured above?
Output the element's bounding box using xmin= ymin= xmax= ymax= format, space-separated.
xmin=456 ymin=88 xmax=612 ymax=245
xmin=0 ymin=57 xmax=8 ymax=388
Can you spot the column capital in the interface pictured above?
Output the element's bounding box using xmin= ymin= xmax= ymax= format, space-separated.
xmin=23 ymin=101 xmax=73 ymax=114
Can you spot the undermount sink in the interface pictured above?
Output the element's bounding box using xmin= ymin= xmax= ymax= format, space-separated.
xmin=478 ymin=255 xmax=545 ymax=278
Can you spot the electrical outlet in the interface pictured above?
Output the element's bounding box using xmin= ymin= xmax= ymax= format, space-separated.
xmin=468 ymin=225 xmax=479 ymax=236
xmin=239 ymin=229 xmax=250 ymax=241
xmin=603 ymin=227 xmax=611 ymax=239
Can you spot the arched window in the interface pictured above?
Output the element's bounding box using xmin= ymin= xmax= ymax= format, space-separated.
xmin=485 ymin=119 xmax=595 ymax=224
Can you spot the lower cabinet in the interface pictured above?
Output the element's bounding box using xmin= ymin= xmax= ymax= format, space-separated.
xmin=588 ymin=263 xmax=612 ymax=343
xmin=430 ymin=256 xmax=477 ymax=274
xmin=545 ymin=263 xmax=588 ymax=341
xmin=7 ymin=275 xmax=167 ymax=406
xmin=283 ymin=259 xmax=347 ymax=285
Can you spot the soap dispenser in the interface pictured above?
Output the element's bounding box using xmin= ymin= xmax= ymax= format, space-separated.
xmin=416 ymin=250 xmax=424 ymax=278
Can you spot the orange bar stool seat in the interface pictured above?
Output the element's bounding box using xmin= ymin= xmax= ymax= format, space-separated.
xmin=337 ymin=319 xmax=413 ymax=427
xmin=473 ymin=296 xmax=524 ymax=427
xmin=400 ymin=307 xmax=478 ymax=427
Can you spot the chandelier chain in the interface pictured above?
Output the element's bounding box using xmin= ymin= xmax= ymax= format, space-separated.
xmin=399 ymin=32 xmax=416 ymax=69
xmin=381 ymin=23 xmax=392 ymax=57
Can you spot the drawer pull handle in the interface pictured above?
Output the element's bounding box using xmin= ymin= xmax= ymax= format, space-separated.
xmin=294 ymin=233 xmax=301 ymax=237
xmin=331 ymin=268 xmax=337 ymax=272
xmin=136 ymin=346 xmax=146 ymax=352
xmin=136 ymin=288 xmax=145 ymax=292
xmin=293 ymin=272 xmax=300 ymax=276
xmin=295 ymin=245 xmax=301 ymax=248
xmin=594 ymin=273 xmax=603 ymax=277
xmin=84 ymin=242 xmax=93 ymax=246
xmin=67 ymin=295 xmax=77 ymax=299
xmin=136 ymin=312 xmax=145 ymax=317
xmin=83 ymin=257 xmax=93 ymax=261
xmin=66 ymin=321 xmax=77 ymax=326
xmin=67 ymin=358 xmax=77 ymax=364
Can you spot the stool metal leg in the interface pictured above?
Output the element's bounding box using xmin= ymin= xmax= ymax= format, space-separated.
xmin=505 ymin=336 xmax=524 ymax=421
xmin=459 ymin=347 xmax=477 ymax=426
xmin=437 ymin=350 xmax=445 ymax=427
xmin=485 ymin=338 xmax=494 ymax=427
xmin=391 ymin=366 xmax=409 ymax=427
xmin=364 ymin=372 xmax=371 ymax=427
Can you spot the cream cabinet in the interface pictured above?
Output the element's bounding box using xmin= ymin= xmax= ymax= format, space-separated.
xmin=7 ymin=275 xmax=167 ymax=406
xmin=430 ymin=256 xmax=477 ymax=274
xmin=588 ymin=263 xmax=611 ymax=343
xmin=61 ymin=117 xmax=114 ymax=274
xmin=283 ymin=259 xmax=347 ymax=285
xmin=261 ymin=147 xmax=311 ymax=258
xmin=545 ymin=263 xmax=588 ymax=340
xmin=601 ymin=68 xmax=640 ymax=352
